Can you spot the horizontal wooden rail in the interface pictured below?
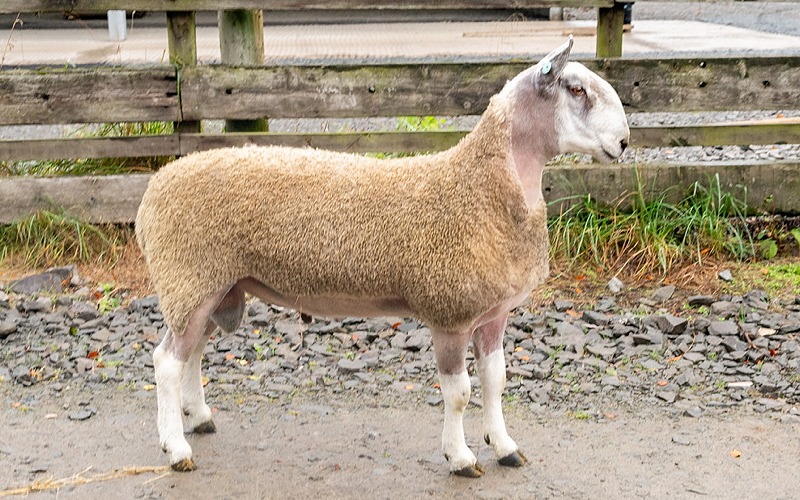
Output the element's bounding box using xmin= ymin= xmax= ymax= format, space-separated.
xmin=2 ymin=160 xmax=798 ymax=224
xmin=3 ymin=56 xmax=799 ymax=126
xmin=3 ymin=122 xmax=800 ymax=162
xmin=0 ymin=67 xmax=179 ymax=126
xmin=1 ymin=1 xmax=612 ymax=14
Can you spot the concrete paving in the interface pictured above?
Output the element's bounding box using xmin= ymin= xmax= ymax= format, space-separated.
xmin=2 ymin=18 xmax=800 ymax=67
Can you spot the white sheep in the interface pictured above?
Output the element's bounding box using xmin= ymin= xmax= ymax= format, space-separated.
xmin=135 ymin=37 xmax=629 ymax=477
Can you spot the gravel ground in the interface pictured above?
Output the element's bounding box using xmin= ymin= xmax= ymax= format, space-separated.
xmin=3 ymin=266 xmax=800 ymax=497
xmin=3 ymin=267 xmax=800 ymax=423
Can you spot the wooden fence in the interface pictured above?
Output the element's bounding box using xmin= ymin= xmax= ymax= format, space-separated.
xmin=1 ymin=0 xmax=799 ymax=223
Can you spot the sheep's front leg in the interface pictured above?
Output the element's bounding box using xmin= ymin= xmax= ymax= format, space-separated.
xmin=153 ymin=329 xmax=195 ymax=471
xmin=155 ymin=287 xmax=230 ymax=472
xmin=432 ymin=329 xmax=483 ymax=477
xmin=473 ymin=314 xmax=527 ymax=467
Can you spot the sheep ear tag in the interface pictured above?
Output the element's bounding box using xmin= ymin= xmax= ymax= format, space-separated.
xmin=541 ymin=61 xmax=552 ymax=75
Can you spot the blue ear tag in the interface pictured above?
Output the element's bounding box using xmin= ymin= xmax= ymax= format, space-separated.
xmin=541 ymin=61 xmax=552 ymax=75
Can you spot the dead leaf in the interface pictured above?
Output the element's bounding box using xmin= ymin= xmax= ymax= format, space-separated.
xmin=87 ymin=351 xmax=99 ymax=359
xmin=225 ymin=353 xmax=236 ymax=361
xmin=404 ymin=384 xmax=415 ymax=390
xmin=730 ymin=449 xmax=742 ymax=458
xmin=12 ymin=402 xmax=21 ymax=408
xmin=514 ymin=346 xmax=524 ymax=352
xmin=142 ymin=384 xmax=155 ymax=391
xmin=657 ymin=380 xmax=669 ymax=386
xmin=520 ymin=355 xmax=530 ymax=362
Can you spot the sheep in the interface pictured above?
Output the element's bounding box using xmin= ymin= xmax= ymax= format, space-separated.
xmin=135 ymin=37 xmax=630 ymax=477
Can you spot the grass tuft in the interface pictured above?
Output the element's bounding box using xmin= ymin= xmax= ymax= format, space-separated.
xmin=548 ymin=172 xmax=755 ymax=277
xmin=0 ymin=209 xmax=132 ymax=268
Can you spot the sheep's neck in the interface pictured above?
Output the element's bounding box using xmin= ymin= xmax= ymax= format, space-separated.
xmin=507 ymin=84 xmax=559 ymax=207
xmin=511 ymin=152 xmax=547 ymax=206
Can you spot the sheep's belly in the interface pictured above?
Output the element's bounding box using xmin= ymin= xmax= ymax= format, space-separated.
xmin=239 ymin=277 xmax=413 ymax=319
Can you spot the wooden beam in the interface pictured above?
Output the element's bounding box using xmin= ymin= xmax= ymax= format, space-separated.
xmin=545 ymin=161 xmax=800 ymax=216
xmin=167 ymin=11 xmax=201 ymax=133
xmin=0 ymin=174 xmax=152 ymax=224
xmin=3 ymin=161 xmax=798 ymax=224
xmin=2 ymin=122 xmax=799 ymax=162
xmin=177 ymin=130 xmax=468 ymax=155
xmin=596 ymin=2 xmax=624 ymax=58
xmin=1 ymin=1 xmax=614 ymax=15
xmin=590 ymin=56 xmax=800 ymax=113
xmin=0 ymin=135 xmax=180 ymax=162
xmin=219 ymin=9 xmax=268 ymax=133
xmin=630 ymin=123 xmax=800 ymax=149
xmin=0 ymin=67 xmax=179 ymax=125
xmin=181 ymin=56 xmax=800 ymax=118
xmin=3 ymin=57 xmax=799 ymax=125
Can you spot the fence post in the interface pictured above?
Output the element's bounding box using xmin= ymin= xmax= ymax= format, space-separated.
xmin=167 ymin=11 xmax=200 ymax=134
xmin=218 ymin=9 xmax=268 ymax=133
xmin=596 ymin=2 xmax=624 ymax=58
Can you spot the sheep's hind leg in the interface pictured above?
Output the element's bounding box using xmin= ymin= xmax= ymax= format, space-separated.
xmin=473 ymin=314 xmax=527 ymax=468
xmin=181 ymin=285 xmax=246 ymax=434
xmin=181 ymin=321 xmax=217 ymax=434
xmin=432 ymin=329 xmax=483 ymax=478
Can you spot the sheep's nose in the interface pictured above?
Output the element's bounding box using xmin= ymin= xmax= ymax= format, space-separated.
xmin=620 ymin=138 xmax=628 ymax=152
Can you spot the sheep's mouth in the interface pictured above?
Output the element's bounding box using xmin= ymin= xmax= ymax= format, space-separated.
xmin=599 ymin=147 xmax=621 ymax=162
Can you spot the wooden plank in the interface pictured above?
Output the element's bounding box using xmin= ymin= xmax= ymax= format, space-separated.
xmin=181 ymin=63 xmax=528 ymax=120
xmin=1 ymin=1 xmax=613 ymax=14
xmin=178 ymin=130 xmax=468 ymax=155
xmin=0 ymin=135 xmax=180 ymax=162
xmin=0 ymin=174 xmax=152 ymax=224
xmin=167 ymin=11 xmax=201 ymax=132
xmin=0 ymin=67 xmax=179 ymax=125
xmin=630 ymin=123 xmax=800 ymax=149
xmin=545 ymin=161 xmax=800 ymax=216
xmin=219 ymin=9 xmax=269 ymax=132
xmin=1 ymin=121 xmax=797 ymax=162
xmin=2 ymin=161 xmax=798 ymax=224
xmin=585 ymin=56 xmax=800 ymax=113
xmin=596 ymin=3 xmax=624 ymax=58
xmin=182 ymin=56 xmax=800 ymax=119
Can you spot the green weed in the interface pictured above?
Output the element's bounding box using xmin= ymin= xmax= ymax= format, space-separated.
xmin=548 ymin=172 xmax=754 ymax=276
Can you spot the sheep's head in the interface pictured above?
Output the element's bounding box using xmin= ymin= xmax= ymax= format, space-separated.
xmin=508 ymin=37 xmax=630 ymax=166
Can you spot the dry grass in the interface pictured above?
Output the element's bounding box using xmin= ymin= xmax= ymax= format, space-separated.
xmin=0 ymin=465 xmax=170 ymax=497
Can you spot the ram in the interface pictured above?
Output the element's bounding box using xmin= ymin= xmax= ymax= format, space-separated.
xmin=136 ymin=38 xmax=629 ymax=477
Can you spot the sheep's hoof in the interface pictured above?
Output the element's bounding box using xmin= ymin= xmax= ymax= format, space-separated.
xmin=452 ymin=462 xmax=484 ymax=478
xmin=193 ymin=420 xmax=217 ymax=434
xmin=498 ymin=450 xmax=528 ymax=468
xmin=171 ymin=458 xmax=196 ymax=472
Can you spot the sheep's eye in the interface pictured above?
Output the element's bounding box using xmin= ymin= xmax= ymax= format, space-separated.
xmin=569 ymin=86 xmax=586 ymax=97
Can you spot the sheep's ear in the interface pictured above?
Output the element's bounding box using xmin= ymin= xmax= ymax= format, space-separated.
xmin=532 ymin=36 xmax=573 ymax=91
